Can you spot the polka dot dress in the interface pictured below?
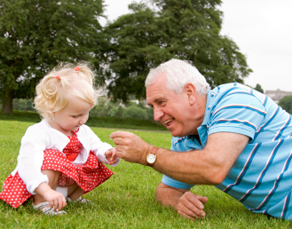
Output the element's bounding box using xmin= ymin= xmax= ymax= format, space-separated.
xmin=0 ymin=132 xmax=113 ymax=208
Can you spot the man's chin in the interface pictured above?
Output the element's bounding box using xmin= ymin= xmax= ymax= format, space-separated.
xmin=169 ymin=130 xmax=183 ymax=138
xmin=169 ymin=129 xmax=190 ymax=138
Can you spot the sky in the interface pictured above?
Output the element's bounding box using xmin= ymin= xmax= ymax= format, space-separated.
xmin=101 ymin=0 xmax=292 ymax=92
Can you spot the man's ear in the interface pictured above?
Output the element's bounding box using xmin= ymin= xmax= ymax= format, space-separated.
xmin=184 ymin=83 xmax=196 ymax=106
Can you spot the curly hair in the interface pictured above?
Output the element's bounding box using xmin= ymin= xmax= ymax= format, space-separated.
xmin=34 ymin=61 xmax=99 ymax=120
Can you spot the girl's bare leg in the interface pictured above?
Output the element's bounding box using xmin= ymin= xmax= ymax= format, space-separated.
xmin=67 ymin=183 xmax=84 ymax=200
xmin=33 ymin=169 xmax=60 ymax=205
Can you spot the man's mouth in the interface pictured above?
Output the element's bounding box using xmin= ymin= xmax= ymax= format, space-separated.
xmin=164 ymin=118 xmax=174 ymax=126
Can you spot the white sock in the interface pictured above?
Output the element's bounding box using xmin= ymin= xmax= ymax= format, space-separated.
xmin=55 ymin=186 xmax=68 ymax=198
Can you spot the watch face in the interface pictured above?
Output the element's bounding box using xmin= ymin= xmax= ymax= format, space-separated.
xmin=147 ymin=154 xmax=156 ymax=164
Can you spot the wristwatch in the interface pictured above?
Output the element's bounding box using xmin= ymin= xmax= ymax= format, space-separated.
xmin=146 ymin=147 xmax=159 ymax=166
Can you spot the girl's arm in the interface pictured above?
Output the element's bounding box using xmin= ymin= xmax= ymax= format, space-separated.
xmin=86 ymin=126 xmax=120 ymax=166
xmin=17 ymin=125 xmax=51 ymax=194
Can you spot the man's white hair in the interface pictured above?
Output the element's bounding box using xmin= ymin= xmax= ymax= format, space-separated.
xmin=145 ymin=59 xmax=210 ymax=95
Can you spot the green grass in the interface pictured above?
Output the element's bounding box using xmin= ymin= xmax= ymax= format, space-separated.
xmin=0 ymin=117 xmax=292 ymax=228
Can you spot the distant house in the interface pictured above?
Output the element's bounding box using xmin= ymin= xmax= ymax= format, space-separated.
xmin=265 ymin=89 xmax=292 ymax=104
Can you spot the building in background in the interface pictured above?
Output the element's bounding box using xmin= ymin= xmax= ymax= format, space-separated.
xmin=265 ymin=89 xmax=292 ymax=104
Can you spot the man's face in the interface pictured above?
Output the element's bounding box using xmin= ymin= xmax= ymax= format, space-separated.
xmin=146 ymin=75 xmax=197 ymax=137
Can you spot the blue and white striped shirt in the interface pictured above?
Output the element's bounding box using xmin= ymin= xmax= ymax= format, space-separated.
xmin=162 ymin=83 xmax=292 ymax=219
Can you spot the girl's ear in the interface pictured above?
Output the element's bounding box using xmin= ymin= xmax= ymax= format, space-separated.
xmin=184 ymin=83 xmax=196 ymax=106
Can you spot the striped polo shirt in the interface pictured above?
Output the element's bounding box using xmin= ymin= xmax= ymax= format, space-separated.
xmin=162 ymin=83 xmax=292 ymax=219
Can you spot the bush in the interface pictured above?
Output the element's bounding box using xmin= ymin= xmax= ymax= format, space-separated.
xmin=122 ymin=106 xmax=148 ymax=119
xmin=10 ymin=97 xmax=154 ymax=120
xmin=278 ymin=95 xmax=292 ymax=114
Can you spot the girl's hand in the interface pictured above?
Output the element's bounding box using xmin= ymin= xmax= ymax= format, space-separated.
xmin=42 ymin=189 xmax=67 ymax=211
xmin=105 ymin=148 xmax=120 ymax=165
xmin=35 ymin=182 xmax=67 ymax=211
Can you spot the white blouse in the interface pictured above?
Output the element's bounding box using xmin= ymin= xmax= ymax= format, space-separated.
xmin=11 ymin=120 xmax=119 ymax=194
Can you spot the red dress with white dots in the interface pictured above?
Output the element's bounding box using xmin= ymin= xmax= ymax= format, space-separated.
xmin=0 ymin=132 xmax=113 ymax=208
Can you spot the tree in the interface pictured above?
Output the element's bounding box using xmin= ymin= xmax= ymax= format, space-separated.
xmin=278 ymin=95 xmax=292 ymax=114
xmin=254 ymin=83 xmax=264 ymax=93
xmin=103 ymin=3 xmax=165 ymax=102
xmin=103 ymin=0 xmax=252 ymax=102
xmin=0 ymin=0 xmax=106 ymax=114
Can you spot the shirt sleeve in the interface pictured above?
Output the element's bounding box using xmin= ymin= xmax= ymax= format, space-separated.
xmin=17 ymin=126 xmax=49 ymax=194
xmin=208 ymin=90 xmax=266 ymax=140
xmin=162 ymin=174 xmax=194 ymax=189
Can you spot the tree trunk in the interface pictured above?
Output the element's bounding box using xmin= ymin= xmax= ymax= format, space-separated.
xmin=25 ymin=99 xmax=27 ymax=112
xmin=1 ymin=88 xmax=14 ymax=114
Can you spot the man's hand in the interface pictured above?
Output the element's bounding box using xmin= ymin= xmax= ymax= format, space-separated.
xmin=156 ymin=182 xmax=208 ymax=221
xmin=110 ymin=131 xmax=151 ymax=165
xmin=176 ymin=191 xmax=208 ymax=220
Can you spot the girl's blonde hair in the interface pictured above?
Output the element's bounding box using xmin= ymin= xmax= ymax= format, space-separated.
xmin=34 ymin=62 xmax=99 ymax=120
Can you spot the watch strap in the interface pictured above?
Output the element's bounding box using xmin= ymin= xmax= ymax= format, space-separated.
xmin=147 ymin=147 xmax=159 ymax=166
xmin=151 ymin=147 xmax=159 ymax=155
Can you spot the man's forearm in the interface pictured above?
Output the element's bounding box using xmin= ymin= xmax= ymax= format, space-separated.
xmin=111 ymin=131 xmax=248 ymax=185
xmin=155 ymin=183 xmax=187 ymax=210
xmin=151 ymin=132 xmax=249 ymax=185
xmin=152 ymin=148 xmax=221 ymax=185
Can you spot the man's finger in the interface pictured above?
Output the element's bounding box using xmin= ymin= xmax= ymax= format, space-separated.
xmin=184 ymin=192 xmax=206 ymax=210
xmin=114 ymin=148 xmax=126 ymax=158
xmin=112 ymin=137 xmax=133 ymax=148
xmin=197 ymin=196 xmax=208 ymax=204
xmin=110 ymin=131 xmax=130 ymax=139
xmin=111 ymin=137 xmax=125 ymax=146
xmin=180 ymin=201 xmax=205 ymax=218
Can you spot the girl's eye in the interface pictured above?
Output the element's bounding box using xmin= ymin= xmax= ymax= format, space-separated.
xmin=72 ymin=115 xmax=80 ymax=118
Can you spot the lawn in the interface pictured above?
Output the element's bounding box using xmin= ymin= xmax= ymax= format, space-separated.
xmin=0 ymin=117 xmax=291 ymax=228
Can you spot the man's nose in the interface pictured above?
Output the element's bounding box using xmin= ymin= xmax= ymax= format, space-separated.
xmin=153 ymin=108 xmax=164 ymax=121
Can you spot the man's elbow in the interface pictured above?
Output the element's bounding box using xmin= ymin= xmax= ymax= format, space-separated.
xmin=206 ymin=168 xmax=227 ymax=185
xmin=208 ymin=176 xmax=224 ymax=185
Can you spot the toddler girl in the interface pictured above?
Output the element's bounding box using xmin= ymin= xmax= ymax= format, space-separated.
xmin=0 ymin=62 xmax=120 ymax=215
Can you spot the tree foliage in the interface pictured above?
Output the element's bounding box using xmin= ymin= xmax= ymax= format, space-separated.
xmin=254 ymin=83 xmax=264 ymax=93
xmin=278 ymin=95 xmax=292 ymax=114
xmin=0 ymin=0 xmax=106 ymax=114
xmin=1 ymin=0 xmax=253 ymax=111
xmin=103 ymin=3 xmax=164 ymax=102
xmin=103 ymin=0 xmax=252 ymax=102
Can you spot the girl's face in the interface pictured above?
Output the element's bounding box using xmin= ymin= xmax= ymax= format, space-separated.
xmin=49 ymin=97 xmax=92 ymax=136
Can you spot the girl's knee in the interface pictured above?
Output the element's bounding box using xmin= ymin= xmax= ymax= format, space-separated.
xmin=41 ymin=169 xmax=61 ymax=188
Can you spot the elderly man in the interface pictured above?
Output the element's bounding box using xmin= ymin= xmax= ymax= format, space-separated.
xmin=110 ymin=59 xmax=292 ymax=220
